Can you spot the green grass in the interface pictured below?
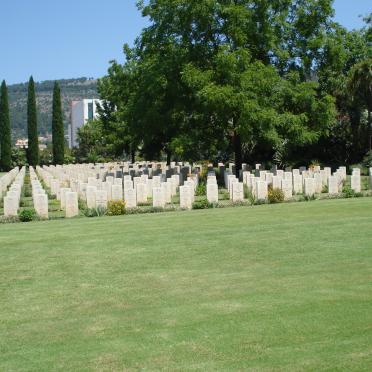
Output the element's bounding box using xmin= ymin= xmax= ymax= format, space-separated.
xmin=1 ymin=198 xmax=372 ymax=371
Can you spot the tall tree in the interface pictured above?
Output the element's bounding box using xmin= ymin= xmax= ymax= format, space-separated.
xmin=348 ymin=58 xmax=372 ymax=152
xmin=0 ymin=80 xmax=12 ymax=171
xmin=52 ymin=82 xmax=64 ymax=164
xmin=27 ymin=76 xmax=39 ymax=166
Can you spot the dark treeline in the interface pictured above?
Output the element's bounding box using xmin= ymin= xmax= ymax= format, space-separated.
xmin=77 ymin=0 xmax=372 ymax=174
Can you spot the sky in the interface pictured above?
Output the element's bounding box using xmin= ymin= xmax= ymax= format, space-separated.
xmin=0 ymin=0 xmax=370 ymax=85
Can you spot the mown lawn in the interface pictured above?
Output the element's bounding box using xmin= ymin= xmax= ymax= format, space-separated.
xmin=1 ymin=198 xmax=372 ymax=371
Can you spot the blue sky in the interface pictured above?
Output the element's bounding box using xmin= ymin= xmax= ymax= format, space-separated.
xmin=0 ymin=0 xmax=370 ymax=84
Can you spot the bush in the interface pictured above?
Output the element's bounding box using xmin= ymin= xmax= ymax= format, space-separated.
xmin=362 ymin=150 xmax=372 ymax=168
xmin=195 ymin=183 xmax=206 ymax=196
xmin=83 ymin=207 xmax=107 ymax=217
xmin=19 ymin=208 xmax=36 ymax=222
xmin=192 ymin=197 xmax=213 ymax=209
xmin=244 ymin=184 xmax=255 ymax=205
xmin=107 ymin=200 xmax=126 ymax=216
xmin=268 ymin=188 xmax=284 ymax=204
xmin=342 ymin=185 xmax=356 ymax=198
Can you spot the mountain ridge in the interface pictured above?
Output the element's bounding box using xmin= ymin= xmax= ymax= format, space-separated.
xmin=7 ymin=77 xmax=99 ymax=141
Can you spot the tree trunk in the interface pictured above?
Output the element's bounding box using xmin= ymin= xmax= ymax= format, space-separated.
xmin=368 ymin=109 xmax=372 ymax=152
xmin=233 ymin=131 xmax=242 ymax=179
xmin=166 ymin=150 xmax=172 ymax=166
xmin=131 ymin=148 xmax=135 ymax=164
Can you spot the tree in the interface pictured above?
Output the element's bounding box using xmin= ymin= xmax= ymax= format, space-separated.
xmin=0 ymin=80 xmax=12 ymax=171
xmin=27 ymin=76 xmax=39 ymax=166
xmin=52 ymin=82 xmax=65 ymax=164
xmin=348 ymin=59 xmax=372 ymax=151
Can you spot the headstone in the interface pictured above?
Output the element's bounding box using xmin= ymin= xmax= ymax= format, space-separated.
xmin=34 ymin=193 xmax=48 ymax=219
xmin=152 ymin=187 xmax=165 ymax=208
xmin=180 ymin=185 xmax=192 ymax=210
xmin=232 ymin=182 xmax=244 ymax=202
xmin=4 ymin=195 xmax=18 ymax=216
xmin=255 ymin=181 xmax=268 ymax=201
xmin=328 ymin=176 xmax=339 ymax=195
xmin=304 ymin=178 xmax=315 ymax=197
xmin=281 ymin=179 xmax=292 ymax=200
xmin=314 ymin=173 xmax=323 ymax=194
xmin=60 ymin=188 xmax=72 ymax=210
xmin=95 ymin=190 xmax=108 ymax=209
xmin=293 ymin=174 xmax=303 ymax=194
xmin=111 ymin=184 xmax=123 ymax=201
xmin=351 ymin=175 xmax=361 ymax=193
xmin=124 ymin=188 xmax=137 ymax=209
xmin=207 ymin=183 xmax=218 ymax=204
xmin=86 ymin=186 xmax=97 ymax=209
xmin=65 ymin=192 xmax=79 ymax=218
xmin=136 ymin=183 xmax=147 ymax=204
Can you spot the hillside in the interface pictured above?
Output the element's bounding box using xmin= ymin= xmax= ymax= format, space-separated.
xmin=8 ymin=77 xmax=99 ymax=141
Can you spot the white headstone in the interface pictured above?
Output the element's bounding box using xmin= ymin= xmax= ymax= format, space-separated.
xmin=65 ymin=192 xmax=79 ymax=218
xmin=281 ymin=179 xmax=292 ymax=200
xmin=34 ymin=193 xmax=48 ymax=219
xmin=124 ymin=188 xmax=137 ymax=209
xmin=351 ymin=175 xmax=361 ymax=193
xmin=207 ymin=183 xmax=218 ymax=204
xmin=304 ymin=178 xmax=315 ymax=197
xmin=111 ymin=184 xmax=123 ymax=201
xmin=255 ymin=181 xmax=268 ymax=201
xmin=232 ymin=182 xmax=244 ymax=202
xmin=328 ymin=176 xmax=338 ymax=195
xmin=152 ymin=187 xmax=165 ymax=208
xmin=180 ymin=186 xmax=192 ymax=210
xmin=95 ymin=190 xmax=108 ymax=209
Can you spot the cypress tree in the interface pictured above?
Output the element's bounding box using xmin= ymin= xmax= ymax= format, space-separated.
xmin=52 ymin=82 xmax=65 ymax=164
xmin=0 ymin=80 xmax=12 ymax=171
xmin=27 ymin=76 xmax=39 ymax=166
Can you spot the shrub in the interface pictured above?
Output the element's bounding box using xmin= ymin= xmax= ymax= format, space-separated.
xmin=19 ymin=208 xmax=36 ymax=222
xmin=342 ymin=185 xmax=356 ymax=198
xmin=107 ymin=200 xmax=126 ymax=216
xmin=322 ymin=184 xmax=328 ymax=193
xmin=244 ymin=184 xmax=255 ymax=205
xmin=83 ymin=207 xmax=107 ymax=217
xmin=268 ymin=188 xmax=284 ymax=204
xmin=195 ymin=183 xmax=206 ymax=196
xmin=192 ymin=197 xmax=213 ymax=209
xmin=362 ymin=150 xmax=372 ymax=168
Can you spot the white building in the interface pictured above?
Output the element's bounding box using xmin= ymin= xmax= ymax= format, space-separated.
xmin=68 ymin=99 xmax=102 ymax=148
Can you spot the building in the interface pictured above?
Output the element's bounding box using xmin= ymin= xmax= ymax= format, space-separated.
xmin=68 ymin=99 xmax=102 ymax=148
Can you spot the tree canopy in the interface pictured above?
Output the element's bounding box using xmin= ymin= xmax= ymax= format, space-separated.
xmin=76 ymin=1 xmax=372 ymax=169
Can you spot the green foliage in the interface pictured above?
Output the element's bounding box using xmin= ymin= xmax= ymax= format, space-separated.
xmin=0 ymin=80 xmax=12 ymax=171
xmin=11 ymin=147 xmax=27 ymax=167
xmin=362 ymin=150 xmax=372 ymax=168
xmin=83 ymin=207 xmax=107 ymax=218
xmin=27 ymin=77 xmax=39 ymax=166
xmin=342 ymin=185 xmax=363 ymax=198
xmin=268 ymin=188 xmax=285 ymax=204
xmin=52 ymin=82 xmax=65 ymax=165
xmin=107 ymin=200 xmax=126 ymax=216
xmin=195 ymin=183 xmax=206 ymax=196
xmin=19 ymin=208 xmax=36 ymax=222
xmin=192 ymin=197 xmax=213 ymax=210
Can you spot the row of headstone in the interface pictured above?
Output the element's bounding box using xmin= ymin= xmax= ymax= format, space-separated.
xmin=30 ymin=167 xmax=49 ymax=219
xmin=0 ymin=167 xmax=20 ymax=200
xmin=3 ymin=167 xmax=25 ymax=217
xmin=36 ymin=166 xmax=79 ymax=218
